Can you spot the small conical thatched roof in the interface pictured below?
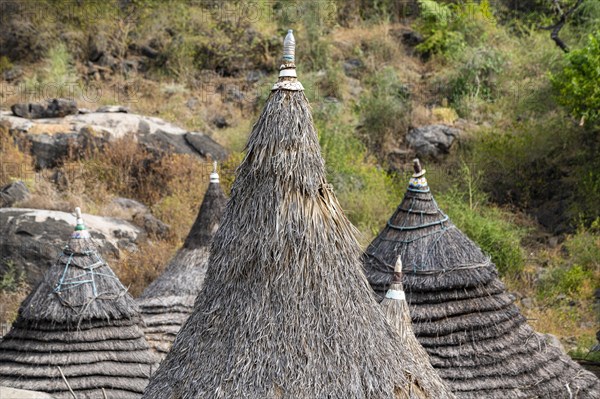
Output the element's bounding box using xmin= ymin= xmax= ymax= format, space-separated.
xmin=381 ymin=256 xmax=440 ymax=399
xmin=0 ymin=208 xmax=157 ymax=399
xmin=143 ymin=31 xmax=454 ymax=399
xmin=363 ymin=159 xmax=600 ymax=399
xmin=138 ymin=162 xmax=227 ymax=356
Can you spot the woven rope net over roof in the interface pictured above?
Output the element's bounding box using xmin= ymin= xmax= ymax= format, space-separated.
xmin=362 ymin=160 xmax=600 ymax=399
xmin=0 ymin=211 xmax=157 ymax=398
xmin=138 ymin=177 xmax=227 ymax=357
xmin=142 ymin=31 xmax=454 ymax=399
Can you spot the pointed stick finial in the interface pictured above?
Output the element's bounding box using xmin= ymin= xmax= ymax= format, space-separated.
xmin=75 ymin=207 xmax=85 ymax=230
xmin=393 ymin=256 xmax=403 ymax=283
xmin=385 ymin=256 xmax=406 ymax=301
xmin=210 ymin=161 xmax=220 ymax=183
xmin=412 ymin=158 xmax=426 ymax=178
xmin=72 ymin=207 xmax=90 ymax=238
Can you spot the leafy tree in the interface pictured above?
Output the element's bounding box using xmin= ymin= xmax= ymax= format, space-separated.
xmin=551 ymin=31 xmax=600 ymax=123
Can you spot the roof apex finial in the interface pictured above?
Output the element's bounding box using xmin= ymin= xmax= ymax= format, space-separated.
xmin=75 ymin=207 xmax=85 ymax=230
xmin=72 ymin=207 xmax=90 ymax=238
xmin=385 ymin=256 xmax=405 ymax=301
xmin=393 ymin=256 xmax=403 ymax=283
xmin=412 ymin=158 xmax=426 ymax=178
xmin=272 ymin=29 xmax=304 ymax=91
xmin=283 ymin=30 xmax=295 ymax=62
xmin=210 ymin=161 xmax=220 ymax=184
xmin=279 ymin=29 xmax=297 ymax=79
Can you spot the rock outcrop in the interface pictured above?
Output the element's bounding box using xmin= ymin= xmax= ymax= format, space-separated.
xmin=0 ymin=182 xmax=31 ymax=208
xmin=0 ymin=208 xmax=142 ymax=287
xmin=1 ymin=105 xmax=228 ymax=168
xmin=406 ymin=124 xmax=460 ymax=158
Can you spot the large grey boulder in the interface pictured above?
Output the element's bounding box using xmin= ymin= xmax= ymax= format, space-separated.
xmin=184 ymin=132 xmax=228 ymax=160
xmin=0 ymin=208 xmax=143 ymax=287
xmin=11 ymin=99 xmax=78 ymax=119
xmin=108 ymin=197 xmax=150 ymax=219
xmin=106 ymin=197 xmax=170 ymax=239
xmin=1 ymin=106 xmax=228 ymax=168
xmin=24 ymin=127 xmax=105 ymax=168
xmin=0 ymin=181 xmax=30 ymax=207
xmin=406 ymin=124 xmax=460 ymax=158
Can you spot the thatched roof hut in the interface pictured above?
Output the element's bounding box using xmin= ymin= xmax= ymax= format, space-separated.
xmin=142 ymin=31 xmax=454 ymax=399
xmin=363 ymin=159 xmax=600 ymax=398
xmin=381 ymin=256 xmax=448 ymax=398
xmin=138 ymin=162 xmax=227 ymax=356
xmin=381 ymin=256 xmax=442 ymax=394
xmin=0 ymin=208 xmax=157 ymax=399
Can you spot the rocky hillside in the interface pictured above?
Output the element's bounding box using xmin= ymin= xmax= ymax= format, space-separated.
xmin=0 ymin=0 xmax=598 ymax=361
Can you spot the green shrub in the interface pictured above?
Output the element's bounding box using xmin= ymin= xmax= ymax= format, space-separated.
xmin=551 ymin=31 xmax=600 ymax=124
xmin=357 ymin=67 xmax=411 ymax=155
xmin=44 ymin=43 xmax=78 ymax=85
xmin=537 ymin=225 xmax=599 ymax=300
xmin=568 ymin=334 xmax=600 ymax=362
xmin=316 ymin=103 xmax=396 ymax=240
xmin=360 ymin=35 xmax=401 ymax=68
xmin=0 ymin=56 xmax=12 ymax=73
xmin=0 ymin=259 xmax=28 ymax=323
xmin=448 ymin=46 xmax=505 ymax=104
xmin=539 ymin=264 xmax=595 ymax=297
xmin=415 ymin=0 xmax=497 ymax=59
xmin=0 ymin=261 xmax=25 ymax=293
xmin=463 ymin=114 xmax=600 ymax=230
xmin=136 ymin=2 xmax=280 ymax=79
xmin=570 ymin=0 xmax=600 ymax=39
xmin=426 ymin=160 xmax=526 ymax=276
xmin=24 ymin=42 xmax=79 ymax=95
xmin=337 ymin=0 xmax=408 ymax=23
xmin=464 ymin=115 xmax=572 ymax=205
xmin=564 ymin=225 xmax=600 ymax=272
xmin=293 ymin=1 xmax=336 ymax=71
xmin=415 ymin=0 xmax=466 ymax=57
xmin=317 ymin=62 xmax=345 ymax=99
xmin=578 ymin=167 xmax=600 ymax=223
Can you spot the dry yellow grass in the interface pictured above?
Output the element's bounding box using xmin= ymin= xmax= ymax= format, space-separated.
xmin=431 ymin=107 xmax=459 ymax=124
xmin=110 ymin=240 xmax=176 ymax=298
xmin=0 ymin=122 xmax=33 ymax=187
xmin=0 ymin=285 xmax=28 ymax=325
xmin=0 ymin=127 xmax=222 ymax=298
xmin=26 ymin=123 xmax=74 ymax=135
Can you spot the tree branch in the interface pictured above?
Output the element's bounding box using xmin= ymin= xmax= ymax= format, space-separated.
xmin=539 ymin=0 xmax=584 ymax=53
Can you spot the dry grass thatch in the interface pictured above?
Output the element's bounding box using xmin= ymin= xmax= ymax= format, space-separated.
xmin=363 ymin=160 xmax=600 ymax=399
xmin=381 ymin=257 xmax=447 ymax=399
xmin=138 ymin=177 xmax=227 ymax=357
xmin=142 ymin=31 xmax=454 ymax=399
xmin=0 ymin=211 xmax=157 ymax=398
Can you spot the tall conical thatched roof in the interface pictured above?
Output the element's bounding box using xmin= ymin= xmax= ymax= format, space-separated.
xmin=0 ymin=208 xmax=157 ymax=399
xmin=363 ymin=159 xmax=600 ymax=399
xmin=138 ymin=163 xmax=227 ymax=356
xmin=143 ymin=31 xmax=454 ymax=399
